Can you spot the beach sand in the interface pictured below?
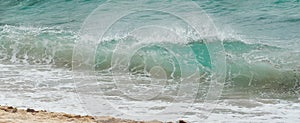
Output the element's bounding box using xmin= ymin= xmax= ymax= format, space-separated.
xmin=0 ymin=105 xmax=180 ymax=123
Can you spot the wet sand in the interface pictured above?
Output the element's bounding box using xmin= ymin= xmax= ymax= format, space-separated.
xmin=0 ymin=105 xmax=182 ymax=123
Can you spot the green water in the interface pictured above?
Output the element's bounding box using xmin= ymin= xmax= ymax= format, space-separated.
xmin=0 ymin=0 xmax=300 ymax=121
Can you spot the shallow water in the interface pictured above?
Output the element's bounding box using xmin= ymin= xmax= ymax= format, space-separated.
xmin=0 ymin=65 xmax=299 ymax=122
xmin=0 ymin=0 xmax=300 ymax=122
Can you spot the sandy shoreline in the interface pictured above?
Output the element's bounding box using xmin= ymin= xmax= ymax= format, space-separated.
xmin=0 ymin=105 xmax=186 ymax=123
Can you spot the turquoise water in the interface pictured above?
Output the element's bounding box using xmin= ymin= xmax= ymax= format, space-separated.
xmin=0 ymin=0 xmax=300 ymax=122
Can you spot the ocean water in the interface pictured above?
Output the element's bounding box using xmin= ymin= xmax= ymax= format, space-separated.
xmin=0 ymin=0 xmax=300 ymax=122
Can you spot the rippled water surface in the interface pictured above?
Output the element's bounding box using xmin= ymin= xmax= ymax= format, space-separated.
xmin=0 ymin=0 xmax=299 ymax=122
